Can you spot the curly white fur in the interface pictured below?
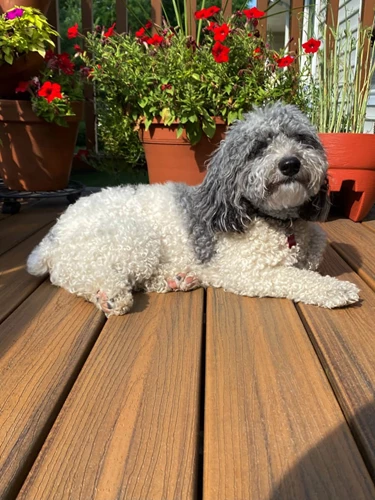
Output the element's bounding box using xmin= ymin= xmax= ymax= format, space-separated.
xmin=27 ymin=103 xmax=360 ymax=315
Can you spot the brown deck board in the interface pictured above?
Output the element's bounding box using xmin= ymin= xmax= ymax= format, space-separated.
xmin=204 ymin=289 xmax=375 ymax=500
xmin=0 ymin=199 xmax=66 ymax=256
xmin=322 ymin=219 xmax=375 ymax=291
xmin=0 ymin=283 xmax=105 ymax=500
xmin=0 ymin=224 xmax=52 ymax=323
xmin=18 ymin=290 xmax=204 ymax=500
xmin=297 ymin=244 xmax=375 ymax=481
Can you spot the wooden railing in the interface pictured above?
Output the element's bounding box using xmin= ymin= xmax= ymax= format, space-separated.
xmin=46 ymin=0 xmax=375 ymax=150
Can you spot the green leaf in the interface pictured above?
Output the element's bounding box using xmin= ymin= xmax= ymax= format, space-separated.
xmin=202 ymin=117 xmax=216 ymax=139
xmin=227 ymin=111 xmax=238 ymax=124
xmin=176 ymin=124 xmax=185 ymax=138
xmin=4 ymin=54 xmax=13 ymax=64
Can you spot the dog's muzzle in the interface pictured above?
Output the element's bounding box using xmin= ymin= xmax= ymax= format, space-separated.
xmin=278 ymin=156 xmax=301 ymax=177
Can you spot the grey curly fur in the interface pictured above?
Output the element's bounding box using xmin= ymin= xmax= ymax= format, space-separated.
xmin=175 ymin=102 xmax=330 ymax=263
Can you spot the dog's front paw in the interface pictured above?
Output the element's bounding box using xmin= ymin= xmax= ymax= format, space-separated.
xmin=95 ymin=290 xmax=134 ymax=317
xmin=166 ymin=272 xmax=201 ymax=292
xmin=317 ymin=278 xmax=360 ymax=309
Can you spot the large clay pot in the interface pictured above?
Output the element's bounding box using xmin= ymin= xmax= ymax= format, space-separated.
xmin=0 ymin=52 xmax=44 ymax=99
xmin=0 ymin=99 xmax=84 ymax=191
xmin=319 ymin=133 xmax=375 ymax=222
xmin=0 ymin=0 xmax=52 ymax=14
xmin=138 ymin=118 xmax=226 ymax=185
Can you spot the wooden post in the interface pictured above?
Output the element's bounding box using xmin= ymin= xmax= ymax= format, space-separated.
xmin=257 ymin=0 xmax=268 ymax=41
xmin=359 ymin=0 xmax=375 ymax=92
xmin=186 ymin=0 xmax=196 ymax=38
xmin=325 ymin=0 xmax=339 ymax=58
xmin=81 ymin=0 xmax=96 ymax=151
xmin=222 ymin=0 xmax=232 ymax=18
xmin=151 ymin=0 xmax=162 ymax=30
xmin=46 ymin=0 xmax=60 ymax=52
xmin=289 ymin=0 xmax=304 ymax=53
xmin=116 ymin=0 xmax=128 ymax=33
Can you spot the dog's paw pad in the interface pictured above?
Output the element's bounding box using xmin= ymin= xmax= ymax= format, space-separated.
xmin=167 ymin=272 xmax=201 ymax=292
xmin=95 ymin=290 xmax=114 ymax=314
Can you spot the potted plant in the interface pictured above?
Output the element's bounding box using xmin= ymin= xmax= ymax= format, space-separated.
xmin=0 ymin=6 xmax=58 ymax=98
xmin=72 ymin=4 xmax=310 ymax=185
xmin=0 ymin=48 xmax=87 ymax=191
xmin=301 ymin=14 xmax=375 ymax=221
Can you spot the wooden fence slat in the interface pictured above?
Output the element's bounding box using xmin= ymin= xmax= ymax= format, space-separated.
xmin=115 ymin=0 xmax=127 ymax=33
xmin=297 ymin=244 xmax=375 ymax=481
xmin=151 ymin=0 xmax=162 ymax=28
xmin=0 ymin=283 xmax=105 ymax=499
xmin=289 ymin=0 xmax=304 ymax=53
xmin=204 ymin=289 xmax=375 ymax=499
xmin=187 ymin=0 xmax=197 ymax=38
xmin=222 ymin=0 xmax=232 ymax=19
xmin=18 ymin=290 xmax=204 ymax=500
xmin=256 ymin=0 xmax=268 ymax=40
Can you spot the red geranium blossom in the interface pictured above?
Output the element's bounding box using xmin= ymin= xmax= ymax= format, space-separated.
xmin=144 ymin=20 xmax=152 ymax=29
xmin=57 ymin=53 xmax=75 ymax=75
xmin=277 ymin=55 xmax=294 ymax=67
xmin=38 ymin=81 xmax=63 ymax=102
xmin=214 ymin=23 xmax=229 ymax=42
xmin=104 ymin=23 xmax=116 ymax=38
xmin=253 ymin=47 xmax=262 ymax=58
xmin=206 ymin=6 xmax=221 ymax=16
xmin=135 ymin=26 xmax=145 ymax=37
xmin=302 ymin=38 xmax=321 ymax=54
xmin=67 ymin=23 xmax=79 ymax=39
xmin=15 ymin=81 xmax=29 ymax=93
xmin=194 ymin=8 xmax=208 ymax=19
xmin=243 ymin=7 xmax=265 ymax=19
xmin=206 ymin=21 xmax=217 ymax=32
xmin=146 ymin=33 xmax=164 ymax=45
xmin=212 ymin=41 xmax=230 ymax=63
xmin=74 ymin=44 xmax=82 ymax=52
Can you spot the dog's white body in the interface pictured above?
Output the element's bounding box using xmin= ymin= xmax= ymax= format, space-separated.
xmin=28 ymin=183 xmax=359 ymax=314
xmin=27 ymin=104 xmax=360 ymax=314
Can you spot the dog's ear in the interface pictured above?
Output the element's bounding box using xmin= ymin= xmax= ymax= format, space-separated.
xmin=195 ymin=140 xmax=256 ymax=233
xmin=299 ymin=176 xmax=331 ymax=221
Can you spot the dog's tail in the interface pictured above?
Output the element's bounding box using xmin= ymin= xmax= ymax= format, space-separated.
xmin=27 ymin=233 xmax=54 ymax=276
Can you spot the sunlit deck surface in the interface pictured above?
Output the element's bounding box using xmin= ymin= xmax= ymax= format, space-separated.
xmin=1 ymin=196 xmax=375 ymax=499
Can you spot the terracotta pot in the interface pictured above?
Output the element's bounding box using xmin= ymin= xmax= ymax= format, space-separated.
xmin=139 ymin=118 xmax=226 ymax=185
xmin=0 ymin=52 xmax=44 ymax=99
xmin=0 ymin=99 xmax=84 ymax=191
xmin=0 ymin=0 xmax=52 ymax=14
xmin=319 ymin=133 xmax=375 ymax=222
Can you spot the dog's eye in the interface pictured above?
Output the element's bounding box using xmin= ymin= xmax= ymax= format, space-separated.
xmin=248 ymin=139 xmax=268 ymax=160
xmin=295 ymin=134 xmax=322 ymax=149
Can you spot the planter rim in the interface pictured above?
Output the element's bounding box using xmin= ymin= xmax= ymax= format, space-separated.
xmin=0 ymin=99 xmax=84 ymax=123
xmin=319 ymin=132 xmax=375 ymax=137
xmin=141 ymin=116 xmax=227 ymax=126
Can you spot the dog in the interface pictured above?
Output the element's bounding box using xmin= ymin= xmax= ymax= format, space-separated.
xmin=27 ymin=103 xmax=360 ymax=316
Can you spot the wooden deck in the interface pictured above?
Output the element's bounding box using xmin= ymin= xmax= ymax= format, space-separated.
xmin=0 ymin=197 xmax=375 ymax=500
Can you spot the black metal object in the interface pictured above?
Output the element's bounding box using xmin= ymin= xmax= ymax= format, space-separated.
xmin=0 ymin=179 xmax=84 ymax=214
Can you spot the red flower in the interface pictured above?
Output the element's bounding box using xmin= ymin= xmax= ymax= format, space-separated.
xmin=253 ymin=47 xmax=262 ymax=58
xmin=135 ymin=26 xmax=145 ymax=37
xmin=67 ymin=23 xmax=79 ymax=39
xmin=74 ymin=44 xmax=82 ymax=52
xmin=214 ymin=23 xmax=229 ymax=42
xmin=57 ymin=53 xmax=75 ymax=75
xmin=44 ymin=49 xmax=55 ymax=61
xmin=37 ymin=81 xmax=63 ymax=102
xmin=206 ymin=21 xmax=217 ymax=32
xmin=15 ymin=81 xmax=29 ymax=93
xmin=243 ymin=7 xmax=265 ymax=19
xmin=161 ymin=83 xmax=172 ymax=90
xmin=212 ymin=41 xmax=230 ymax=63
xmin=277 ymin=55 xmax=294 ymax=67
xmin=194 ymin=8 xmax=208 ymax=19
xmin=146 ymin=33 xmax=164 ymax=45
xmin=206 ymin=6 xmax=221 ymax=16
xmin=144 ymin=20 xmax=152 ymax=29
xmin=302 ymin=37 xmax=321 ymax=54
xmin=104 ymin=22 xmax=116 ymax=38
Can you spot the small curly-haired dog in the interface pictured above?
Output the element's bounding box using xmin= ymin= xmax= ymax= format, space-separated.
xmin=27 ymin=103 xmax=360 ymax=316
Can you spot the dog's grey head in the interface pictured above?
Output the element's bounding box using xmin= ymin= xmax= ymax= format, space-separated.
xmin=196 ymin=102 xmax=329 ymax=233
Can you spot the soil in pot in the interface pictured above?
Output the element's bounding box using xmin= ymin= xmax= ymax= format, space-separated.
xmin=0 ymin=99 xmax=83 ymax=191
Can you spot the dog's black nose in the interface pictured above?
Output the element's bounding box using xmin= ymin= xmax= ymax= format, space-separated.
xmin=278 ymin=156 xmax=301 ymax=177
